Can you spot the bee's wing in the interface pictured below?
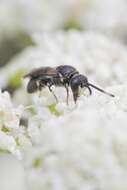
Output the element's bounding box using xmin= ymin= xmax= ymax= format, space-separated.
xmin=24 ymin=67 xmax=58 ymax=78
xmin=43 ymin=67 xmax=58 ymax=76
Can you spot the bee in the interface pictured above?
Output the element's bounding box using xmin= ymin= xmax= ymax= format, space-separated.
xmin=56 ymin=65 xmax=115 ymax=103
xmin=24 ymin=65 xmax=115 ymax=104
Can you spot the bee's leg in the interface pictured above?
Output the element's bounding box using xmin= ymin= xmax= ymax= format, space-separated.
xmin=64 ymin=84 xmax=69 ymax=105
xmin=71 ymin=87 xmax=79 ymax=104
xmin=38 ymin=82 xmax=43 ymax=97
xmin=87 ymin=86 xmax=92 ymax=96
xmin=48 ymin=86 xmax=58 ymax=103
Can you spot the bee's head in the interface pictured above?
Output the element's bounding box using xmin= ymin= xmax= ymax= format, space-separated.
xmin=70 ymin=74 xmax=88 ymax=89
xmin=70 ymin=74 xmax=90 ymax=103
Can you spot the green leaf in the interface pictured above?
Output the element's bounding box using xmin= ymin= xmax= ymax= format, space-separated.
xmin=48 ymin=104 xmax=61 ymax=116
xmin=1 ymin=126 xmax=9 ymax=133
xmin=0 ymin=149 xmax=10 ymax=154
xmin=33 ymin=157 xmax=42 ymax=168
xmin=15 ymin=137 xmax=20 ymax=146
xmin=63 ymin=19 xmax=84 ymax=31
xmin=9 ymin=69 xmax=26 ymax=88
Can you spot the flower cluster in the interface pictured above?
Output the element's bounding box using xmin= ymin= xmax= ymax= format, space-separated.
xmin=22 ymin=84 xmax=127 ymax=190
xmin=0 ymin=90 xmax=31 ymax=159
xmin=0 ymin=31 xmax=127 ymax=189
xmin=1 ymin=0 xmax=127 ymax=189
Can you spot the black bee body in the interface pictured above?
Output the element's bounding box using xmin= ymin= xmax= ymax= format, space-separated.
xmin=56 ymin=65 xmax=78 ymax=84
xmin=56 ymin=66 xmax=92 ymax=103
xmin=55 ymin=65 xmax=79 ymax=103
xmin=25 ymin=67 xmax=60 ymax=86
xmin=56 ymin=65 xmax=115 ymax=103
xmin=24 ymin=65 xmax=115 ymax=104
xmin=24 ymin=67 xmax=62 ymax=101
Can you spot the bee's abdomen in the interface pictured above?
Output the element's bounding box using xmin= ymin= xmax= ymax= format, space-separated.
xmin=27 ymin=79 xmax=38 ymax=93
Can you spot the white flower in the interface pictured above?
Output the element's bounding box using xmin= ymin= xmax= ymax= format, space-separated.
xmin=22 ymin=84 xmax=127 ymax=190
xmin=0 ymin=90 xmax=31 ymax=158
xmin=0 ymin=90 xmax=22 ymax=129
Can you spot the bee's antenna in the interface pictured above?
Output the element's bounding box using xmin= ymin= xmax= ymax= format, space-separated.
xmin=88 ymin=83 xmax=115 ymax=97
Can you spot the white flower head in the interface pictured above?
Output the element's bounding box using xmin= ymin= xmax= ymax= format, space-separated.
xmin=0 ymin=90 xmax=30 ymax=159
